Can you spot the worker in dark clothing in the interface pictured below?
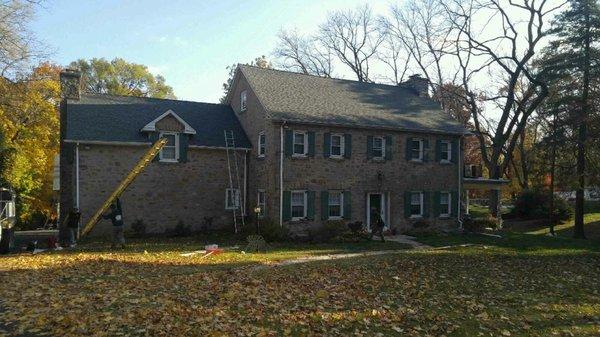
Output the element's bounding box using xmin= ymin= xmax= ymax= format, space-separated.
xmin=64 ymin=207 xmax=81 ymax=247
xmin=370 ymin=207 xmax=386 ymax=242
xmin=103 ymin=198 xmax=125 ymax=248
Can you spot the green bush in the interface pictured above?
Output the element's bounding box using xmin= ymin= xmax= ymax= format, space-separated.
xmin=240 ymin=218 xmax=289 ymax=242
xmin=463 ymin=216 xmax=500 ymax=232
xmin=245 ymin=234 xmax=267 ymax=252
xmin=512 ymin=189 xmax=573 ymax=221
xmin=309 ymin=220 xmax=349 ymax=243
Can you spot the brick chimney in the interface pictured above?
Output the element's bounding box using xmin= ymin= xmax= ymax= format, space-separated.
xmin=60 ymin=69 xmax=81 ymax=100
xmin=402 ymin=74 xmax=429 ymax=98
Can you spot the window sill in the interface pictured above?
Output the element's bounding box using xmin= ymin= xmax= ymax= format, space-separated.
xmin=292 ymin=154 xmax=308 ymax=159
xmin=440 ymin=160 xmax=453 ymax=165
xmin=257 ymin=155 xmax=266 ymax=160
xmin=410 ymin=215 xmax=423 ymax=219
xmin=410 ymin=159 xmax=424 ymax=163
xmin=328 ymin=156 xmax=345 ymax=160
xmin=439 ymin=215 xmax=451 ymax=219
xmin=291 ymin=217 xmax=307 ymax=222
xmin=159 ymin=159 xmax=179 ymax=164
xmin=371 ymin=157 xmax=385 ymax=162
xmin=328 ymin=216 xmax=343 ymax=221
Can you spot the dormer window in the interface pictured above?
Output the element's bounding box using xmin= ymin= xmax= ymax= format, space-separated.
xmin=240 ymin=90 xmax=247 ymax=112
xmin=159 ymin=132 xmax=179 ymax=162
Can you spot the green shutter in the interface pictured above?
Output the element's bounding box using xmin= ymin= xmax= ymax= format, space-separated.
xmin=451 ymin=190 xmax=458 ymax=216
xmin=405 ymin=137 xmax=412 ymax=161
xmin=343 ymin=191 xmax=351 ymax=219
xmin=435 ymin=140 xmax=441 ymax=162
xmin=323 ymin=133 xmax=331 ymax=158
xmin=367 ymin=136 xmax=373 ymax=159
xmin=423 ymin=139 xmax=430 ymax=162
xmin=179 ymin=133 xmax=188 ymax=162
xmin=433 ymin=191 xmax=441 ymax=217
xmin=344 ymin=134 xmax=352 ymax=158
xmin=307 ymin=191 xmax=316 ymax=220
xmin=308 ymin=131 xmax=315 ymax=157
xmin=284 ymin=130 xmax=293 ymax=157
xmin=385 ymin=135 xmax=392 ymax=160
xmin=151 ymin=132 xmax=160 ymax=162
xmin=321 ymin=190 xmax=329 ymax=220
xmin=404 ymin=191 xmax=411 ymax=219
xmin=451 ymin=139 xmax=459 ymax=163
xmin=423 ymin=192 xmax=431 ymax=218
xmin=282 ymin=191 xmax=291 ymax=221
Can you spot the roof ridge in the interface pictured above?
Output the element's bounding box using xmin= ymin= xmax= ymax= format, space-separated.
xmin=239 ymin=64 xmax=412 ymax=90
xmin=80 ymin=93 xmax=227 ymax=106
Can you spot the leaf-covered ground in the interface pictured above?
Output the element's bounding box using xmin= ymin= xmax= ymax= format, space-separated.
xmin=0 ymin=235 xmax=599 ymax=337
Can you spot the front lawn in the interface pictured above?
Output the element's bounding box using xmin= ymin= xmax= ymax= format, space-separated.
xmin=1 ymin=235 xmax=599 ymax=336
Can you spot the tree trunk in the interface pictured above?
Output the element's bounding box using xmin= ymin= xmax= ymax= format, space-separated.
xmin=549 ymin=113 xmax=557 ymax=236
xmin=488 ymin=165 xmax=501 ymax=218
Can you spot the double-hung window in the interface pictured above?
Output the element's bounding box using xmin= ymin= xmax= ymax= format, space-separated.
xmin=159 ymin=132 xmax=179 ymax=162
xmin=293 ymin=131 xmax=308 ymax=156
xmin=410 ymin=192 xmax=423 ymax=218
xmin=440 ymin=140 xmax=451 ymax=163
xmin=372 ymin=136 xmax=384 ymax=160
xmin=225 ymin=188 xmax=240 ymax=210
xmin=257 ymin=190 xmax=266 ymax=218
xmin=258 ymin=131 xmax=266 ymax=157
xmin=291 ymin=191 xmax=307 ymax=220
xmin=440 ymin=192 xmax=451 ymax=217
xmin=328 ymin=191 xmax=343 ymax=219
xmin=411 ymin=138 xmax=424 ymax=161
xmin=330 ymin=134 xmax=344 ymax=158
xmin=240 ymin=90 xmax=247 ymax=112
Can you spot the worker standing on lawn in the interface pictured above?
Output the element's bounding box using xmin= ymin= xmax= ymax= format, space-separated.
xmin=65 ymin=207 xmax=81 ymax=247
xmin=370 ymin=207 xmax=386 ymax=242
xmin=103 ymin=198 xmax=125 ymax=249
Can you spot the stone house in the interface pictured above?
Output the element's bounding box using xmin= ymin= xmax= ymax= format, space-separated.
xmin=59 ymin=65 xmax=467 ymax=237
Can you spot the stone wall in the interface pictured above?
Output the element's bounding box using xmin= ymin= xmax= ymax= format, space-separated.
xmin=75 ymin=144 xmax=245 ymax=237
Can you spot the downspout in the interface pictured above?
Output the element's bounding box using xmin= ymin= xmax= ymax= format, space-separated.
xmin=243 ymin=149 xmax=248 ymax=216
xmin=279 ymin=121 xmax=287 ymax=227
xmin=75 ymin=142 xmax=81 ymax=237
xmin=457 ymin=136 xmax=463 ymax=230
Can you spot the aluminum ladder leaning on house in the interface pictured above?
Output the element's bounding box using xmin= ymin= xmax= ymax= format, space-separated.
xmin=79 ymin=138 xmax=168 ymax=237
xmin=224 ymin=130 xmax=245 ymax=233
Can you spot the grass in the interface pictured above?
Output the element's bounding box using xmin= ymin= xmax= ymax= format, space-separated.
xmin=1 ymin=229 xmax=599 ymax=336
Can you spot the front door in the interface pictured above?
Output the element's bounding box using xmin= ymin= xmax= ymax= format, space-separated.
xmin=367 ymin=193 xmax=386 ymax=230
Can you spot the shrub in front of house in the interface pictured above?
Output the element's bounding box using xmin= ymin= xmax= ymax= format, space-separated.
xmin=309 ymin=220 xmax=350 ymax=243
xmin=463 ymin=216 xmax=500 ymax=232
xmin=511 ymin=189 xmax=573 ymax=222
xmin=130 ymin=219 xmax=146 ymax=237
xmin=165 ymin=220 xmax=192 ymax=237
xmin=240 ymin=218 xmax=289 ymax=242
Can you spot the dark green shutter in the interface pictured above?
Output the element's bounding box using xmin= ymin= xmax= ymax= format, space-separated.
xmin=404 ymin=191 xmax=411 ymax=218
xmin=344 ymin=134 xmax=352 ymax=158
xmin=308 ymin=131 xmax=315 ymax=157
xmin=323 ymin=133 xmax=331 ymax=158
xmin=343 ymin=191 xmax=351 ymax=219
xmin=451 ymin=190 xmax=458 ymax=216
xmin=435 ymin=140 xmax=441 ymax=162
xmin=321 ymin=190 xmax=329 ymax=220
xmin=150 ymin=132 xmax=160 ymax=162
xmin=385 ymin=136 xmax=392 ymax=160
xmin=179 ymin=133 xmax=188 ymax=162
xmin=282 ymin=191 xmax=291 ymax=221
xmin=423 ymin=192 xmax=431 ymax=218
xmin=433 ymin=191 xmax=441 ymax=217
xmin=451 ymin=139 xmax=459 ymax=163
xmin=367 ymin=136 xmax=373 ymax=159
xmin=307 ymin=191 xmax=315 ymax=220
xmin=405 ymin=137 xmax=412 ymax=161
xmin=423 ymin=139 xmax=430 ymax=162
xmin=284 ymin=130 xmax=293 ymax=157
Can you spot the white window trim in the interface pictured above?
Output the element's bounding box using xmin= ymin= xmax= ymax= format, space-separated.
xmin=258 ymin=131 xmax=266 ymax=158
xmin=159 ymin=131 xmax=179 ymax=163
xmin=410 ymin=191 xmax=424 ymax=218
xmin=329 ymin=134 xmax=345 ymax=159
xmin=410 ymin=138 xmax=424 ymax=162
xmin=240 ymin=90 xmax=247 ymax=112
xmin=440 ymin=140 xmax=452 ymax=163
xmin=291 ymin=190 xmax=307 ymax=221
xmin=440 ymin=191 xmax=451 ymax=217
xmin=257 ymin=189 xmax=266 ymax=218
xmin=292 ymin=131 xmax=308 ymax=157
xmin=225 ymin=188 xmax=241 ymax=210
xmin=372 ymin=136 xmax=385 ymax=160
xmin=328 ymin=191 xmax=344 ymax=220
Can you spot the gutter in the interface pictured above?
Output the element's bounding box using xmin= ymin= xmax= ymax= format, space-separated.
xmin=279 ymin=121 xmax=287 ymax=227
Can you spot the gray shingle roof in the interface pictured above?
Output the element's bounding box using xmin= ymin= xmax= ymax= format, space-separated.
xmin=239 ymin=65 xmax=467 ymax=135
xmin=65 ymin=94 xmax=251 ymax=148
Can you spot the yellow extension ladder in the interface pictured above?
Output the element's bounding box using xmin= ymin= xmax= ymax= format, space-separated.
xmin=80 ymin=138 xmax=167 ymax=237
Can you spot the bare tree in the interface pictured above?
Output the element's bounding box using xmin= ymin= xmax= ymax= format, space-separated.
xmin=375 ymin=33 xmax=410 ymax=84
xmin=443 ymin=0 xmax=565 ymax=215
xmin=274 ymin=30 xmax=333 ymax=77
xmin=317 ymin=5 xmax=385 ymax=82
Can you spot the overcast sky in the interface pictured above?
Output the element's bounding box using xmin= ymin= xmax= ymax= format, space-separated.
xmin=32 ymin=0 xmax=393 ymax=103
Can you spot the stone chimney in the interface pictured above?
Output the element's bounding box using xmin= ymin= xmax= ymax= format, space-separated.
xmin=402 ymin=74 xmax=429 ymax=98
xmin=60 ymin=69 xmax=81 ymax=100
